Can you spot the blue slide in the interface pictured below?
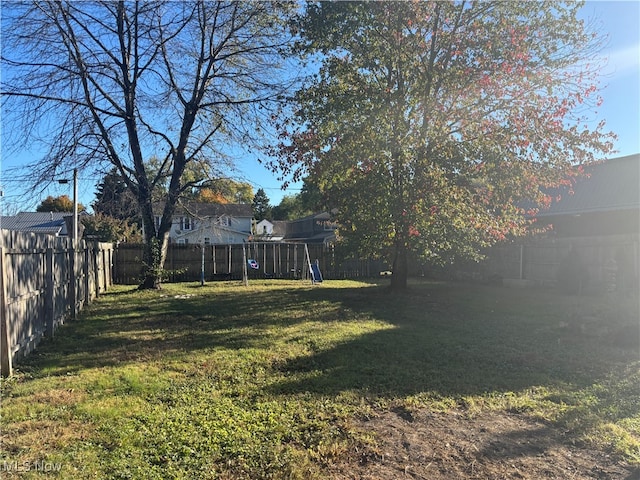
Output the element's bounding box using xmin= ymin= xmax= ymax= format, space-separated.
xmin=311 ymin=262 xmax=323 ymax=283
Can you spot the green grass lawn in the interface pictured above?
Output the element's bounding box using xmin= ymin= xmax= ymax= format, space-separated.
xmin=1 ymin=279 xmax=638 ymax=479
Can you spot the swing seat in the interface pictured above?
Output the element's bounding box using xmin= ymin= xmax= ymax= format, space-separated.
xmin=247 ymin=259 xmax=259 ymax=270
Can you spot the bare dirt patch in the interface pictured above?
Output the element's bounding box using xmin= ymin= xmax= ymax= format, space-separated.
xmin=329 ymin=408 xmax=639 ymax=480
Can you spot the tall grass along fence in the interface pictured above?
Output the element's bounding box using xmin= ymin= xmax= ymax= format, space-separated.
xmin=0 ymin=230 xmax=113 ymax=376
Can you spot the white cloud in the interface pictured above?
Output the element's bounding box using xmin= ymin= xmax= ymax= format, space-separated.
xmin=603 ymin=43 xmax=640 ymax=78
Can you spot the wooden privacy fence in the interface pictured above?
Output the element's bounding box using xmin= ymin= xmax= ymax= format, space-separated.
xmin=463 ymin=234 xmax=640 ymax=292
xmin=114 ymin=242 xmax=328 ymax=284
xmin=0 ymin=231 xmax=114 ymax=376
xmin=113 ymin=242 xmax=389 ymax=284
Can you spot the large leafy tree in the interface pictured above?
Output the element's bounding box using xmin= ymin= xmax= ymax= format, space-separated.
xmin=2 ymin=1 xmax=295 ymax=288
xmin=194 ymin=179 xmax=254 ymax=204
xmin=271 ymin=195 xmax=303 ymax=221
xmin=272 ymin=1 xmax=615 ymax=290
xmin=82 ymin=213 xmax=142 ymax=243
xmin=36 ymin=195 xmax=86 ymax=213
xmin=271 ymin=178 xmax=326 ymax=220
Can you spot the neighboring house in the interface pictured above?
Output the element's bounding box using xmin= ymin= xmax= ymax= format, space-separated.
xmin=480 ymin=154 xmax=640 ymax=290
xmin=153 ymin=202 xmax=253 ymax=245
xmin=535 ymin=153 xmax=640 ymax=237
xmin=0 ymin=211 xmax=87 ymax=238
xmin=283 ymin=212 xmax=337 ymax=245
xmin=251 ymin=213 xmax=338 ymax=245
xmin=253 ymin=219 xmax=286 ymax=242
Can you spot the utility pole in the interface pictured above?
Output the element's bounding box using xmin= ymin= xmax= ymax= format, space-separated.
xmin=59 ymin=169 xmax=79 ymax=318
xmin=73 ymin=168 xmax=78 ymax=249
xmin=72 ymin=168 xmax=78 ymax=318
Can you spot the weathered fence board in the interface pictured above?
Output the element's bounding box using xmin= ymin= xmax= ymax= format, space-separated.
xmin=0 ymin=231 xmax=113 ymax=376
xmin=461 ymin=234 xmax=640 ymax=292
xmin=113 ymin=242 xmax=331 ymax=284
xmin=112 ymin=236 xmax=639 ymax=293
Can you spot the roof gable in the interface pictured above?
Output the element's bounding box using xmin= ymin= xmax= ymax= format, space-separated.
xmin=256 ymin=219 xmax=273 ymax=227
xmin=154 ymin=202 xmax=252 ymax=218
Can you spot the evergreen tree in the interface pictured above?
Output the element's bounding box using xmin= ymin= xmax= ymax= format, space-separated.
xmin=93 ymin=169 xmax=140 ymax=223
xmin=252 ymin=188 xmax=272 ymax=221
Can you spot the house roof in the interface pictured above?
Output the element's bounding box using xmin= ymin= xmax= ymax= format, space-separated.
xmin=537 ymin=154 xmax=640 ymax=217
xmin=154 ymin=202 xmax=252 ymax=218
xmin=1 ymin=212 xmax=71 ymax=235
xmin=294 ymin=231 xmax=337 ymax=244
xmin=271 ymin=221 xmax=288 ymax=236
xmin=175 ymin=226 xmax=251 ymax=243
xmin=288 ymin=212 xmax=331 ymax=223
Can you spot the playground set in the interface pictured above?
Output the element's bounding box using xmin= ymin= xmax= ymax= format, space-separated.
xmin=112 ymin=242 xmax=335 ymax=285
xmin=242 ymin=242 xmax=322 ymax=286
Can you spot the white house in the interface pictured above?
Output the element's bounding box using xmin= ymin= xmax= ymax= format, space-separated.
xmin=254 ymin=219 xmax=286 ymax=242
xmin=153 ymin=202 xmax=253 ymax=245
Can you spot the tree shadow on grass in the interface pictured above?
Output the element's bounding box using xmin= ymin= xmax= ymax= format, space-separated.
xmin=19 ymin=284 xmax=322 ymax=376
xmin=263 ymin=283 xmax=640 ymax=469
xmin=14 ymin=280 xmax=638 ymax=473
xmin=18 ymin=281 xmax=639 ymax=405
xmin=268 ymin=283 xmax=639 ymax=399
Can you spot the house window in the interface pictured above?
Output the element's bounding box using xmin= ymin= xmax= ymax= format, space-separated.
xmin=204 ymin=237 xmax=211 ymax=245
xmin=181 ymin=217 xmax=192 ymax=230
xmin=263 ymin=225 xmax=268 ymax=235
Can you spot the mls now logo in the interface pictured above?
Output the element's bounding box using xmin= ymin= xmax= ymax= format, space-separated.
xmin=1 ymin=460 xmax=63 ymax=473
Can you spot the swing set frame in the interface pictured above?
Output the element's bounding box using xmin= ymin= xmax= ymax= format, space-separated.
xmin=240 ymin=242 xmax=322 ymax=286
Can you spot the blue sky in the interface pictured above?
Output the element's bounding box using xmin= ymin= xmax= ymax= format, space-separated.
xmin=245 ymin=0 xmax=640 ymax=205
xmin=1 ymin=0 xmax=639 ymax=213
xmin=579 ymin=0 xmax=640 ymax=158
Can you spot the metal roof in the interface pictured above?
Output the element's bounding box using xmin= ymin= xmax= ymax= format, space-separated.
xmin=0 ymin=212 xmax=70 ymax=235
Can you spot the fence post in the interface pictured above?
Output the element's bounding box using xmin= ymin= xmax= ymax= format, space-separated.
xmin=0 ymin=247 xmax=12 ymax=377
xmin=106 ymin=246 xmax=113 ymax=289
xmin=45 ymin=247 xmax=55 ymax=337
xmin=84 ymin=244 xmax=91 ymax=305
xmin=70 ymin=244 xmax=77 ymax=320
xmin=94 ymin=245 xmax=102 ymax=297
